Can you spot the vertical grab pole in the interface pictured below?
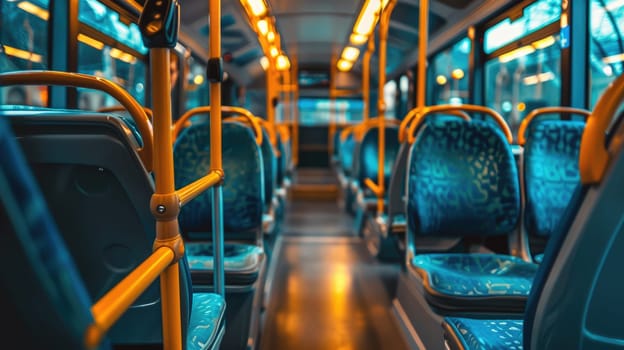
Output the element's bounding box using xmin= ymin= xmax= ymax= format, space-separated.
xmin=329 ymin=54 xmax=337 ymax=159
xmin=375 ymin=0 xmax=396 ymax=215
xmin=416 ymin=0 xmax=428 ymax=109
xmin=363 ymin=34 xmax=374 ymax=122
xmin=138 ymin=1 xmax=184 ymax=349
xmin=208 ymin=0 xmax=225 ymax=297
xmin=292 ymin=56 xmax=299 ymax=167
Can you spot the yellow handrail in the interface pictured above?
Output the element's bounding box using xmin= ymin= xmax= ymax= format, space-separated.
xmin=406 ymin=104 xmax=512 ymax=144
xmin=85 ymin=247 xmax=175 ymax=348
xmin=580 ymin=73 xmax=624 ymax=184
xmin=172 ymin=105 xmax=263 ymax=145
xmin=399 ymin=107 xmax=470 ymax=143
xmin=98 ymin=105 xmax=155 ymax=121
xmin=0 ymin=70 xmax=154 ymax=171
xmin=517 ymin=106 xmax=590 ymax=145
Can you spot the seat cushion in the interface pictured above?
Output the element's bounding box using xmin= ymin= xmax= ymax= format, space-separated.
xmin=186 ymin=243 xmax=263 ymax=286
xmin=412 ymin=254 xmax=538 ymax=312
xmin=443 ymin=317 xmax=523 ymax=350
xmin=187 ymin=293 xmax=226 ymax=350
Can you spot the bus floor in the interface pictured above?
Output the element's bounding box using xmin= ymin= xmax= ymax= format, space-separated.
xmin=259 ymin=198 xmax=410 ymax=350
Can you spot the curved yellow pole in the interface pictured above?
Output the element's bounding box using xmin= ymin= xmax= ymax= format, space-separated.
xmin=580 ymin=73 xmax=624 ymax=184
xmin=172 ymin=105 xmax=263 ymax=145
xmin=0 ymin=71 xmax=153 ymax=170
xmin=405 ymin=104 xmax=512 ymax=144
xmin=517 ymin=106 xmax=590 ymax=145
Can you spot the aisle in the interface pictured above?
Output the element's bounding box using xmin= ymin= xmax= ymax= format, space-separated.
xmin=260 ymin=198 xmax=409 ymax=350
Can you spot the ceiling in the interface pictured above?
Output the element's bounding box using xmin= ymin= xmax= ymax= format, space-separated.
xmin=178 ymin=0 xmax=513 ymax=97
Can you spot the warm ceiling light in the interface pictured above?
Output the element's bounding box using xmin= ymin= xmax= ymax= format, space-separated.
xmin=270 ymin=46 xmax=279 ymax=57
xmin=77 ymin=33 xmax=104 ymax=50
xmin=257 ymin=19 xmax=268 ymax=35
xmin=451 ymin=68 xmax=464 ymax=80
xmin=267 ymin=31 xmax=275 ymax=43
xmin=17 ymin=1 xmax=49 ymax=20
xmin=193 ymin=74 xmax=205 ymax=85
xmin=260 ymin=56 xmax=269 ymax=71
xmin=532 ymin=35 xmax=555 ymax=50
xmin=349 ymin=33 xmax=368 ymax=45
xmin=341 ymin=46 xmax=360 ymax=61
xmin=436 ymin=75 xmax=447 ymax=85
xmin=242 ymin=0 xmax=267 ymax=17
xmin=276 ymin=54 xmax=291 ymax=71
xmin=3 ymin=45 xmax=42 ymax=63
xmin=603 ymin=53 xmax=624 ymax=64
xmin=353 ymin=0 xmax=390 ymax=35
xmin=499 ymin=45 xmax=535 ymax=63
xmin=337 ymin=59 xmax=354 ymax=72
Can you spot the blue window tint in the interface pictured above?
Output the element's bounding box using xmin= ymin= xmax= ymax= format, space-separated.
xmin=484 ymin=0 xmax=561 ymax=54
xmin=79 ymin=0 xmax=147 ymax=54
xmin=484 ymin=35 xmax=562 ymax=142
xmin=429 ymin=37 xmax=471 ymax=105
xmin=77 ymin=42 xmax=146 ymax=108
xmin=589 ymin=0 xmax=624 ymax=108
xmin=185 ymin=57 xmax=209 ymax=111
xmin=1 ymin=0 xmax=49 ymax=106
xmin=297 ymin=98 xmax=364 ymax=125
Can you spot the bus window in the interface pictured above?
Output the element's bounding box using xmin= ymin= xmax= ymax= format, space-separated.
xmin=384 ymin=80 xmax=397 ymax=119
xmin=1 ymin=0 xmax=49 ymax=106
xmin=185 ymin=57 xmax=208 ymax=111
xmin=484 ymin=0 xmax=560 ymax=55
xmin=484 ymin=35 xmax=561 ymax=140
xmin=298 ymin=98 xmax=364 ymax=125
xmin=589 ymin=0 xmax=624 ymax=108
xmin=429 ymin=37 xmax=471 ymax=106
xmin=76 ymin=0 xmax=147 ymax=110
xmin=483 ymin=0 xmax=562 ymax=142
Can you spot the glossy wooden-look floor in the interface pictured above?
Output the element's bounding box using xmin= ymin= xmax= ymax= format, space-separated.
xmin=260 ymin=192 xmax=409 ymax=350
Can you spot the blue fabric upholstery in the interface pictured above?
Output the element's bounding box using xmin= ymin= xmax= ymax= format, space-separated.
xmin=174 ymin=121 xmax=264 ymax=241
xmin=0 ymin=118 xmax=98 ymax=349
xmin=259 ymin=126 xmax=277 ymax=210
xmin=523 ymin=120 xmax=585 ymax=238
xmin=445 ymin=317 xmax=523 ymax=350
xmin=408 ymin=119 xmax=520 ymax=238
xmin=358 ymin=126 xmax=401 ymax=197
xmin=339 ymin=132 xmax=355 ymax=177
xmin=186 ymin=243 xmax=263 ymax=272
xmin=413 ymin=254 xmax=537 ymax=297
xmin=187 ymin=293 xmax=226 ymax=350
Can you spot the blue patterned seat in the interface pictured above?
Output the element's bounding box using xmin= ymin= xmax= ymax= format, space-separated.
xmin=407 ymin=118 xmax=537 ymax=312
xmin=5 ymin=108 xmax=225 ymax=349
xmin=174 ymin=120 xmax=266 ymax=350
xmin=444 ymin=318 xmax=523 ymax=350
xmin=174 ymin=121 xmax=265 ymax=284
xmin=522 ymin=120 xmax=585 ymax=262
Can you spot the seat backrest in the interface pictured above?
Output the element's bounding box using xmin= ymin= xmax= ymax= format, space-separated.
xmin=174 ymin=121 xmax=264 ymax=244
xmin=0 ymin=117 xmax=102 ymax=350
xmin=339 ymin=132 xmax=355 ymax=177
xmin=260 ymin=125 xmax=277 ymax=210
xmin=6 ymin=109 xmax=192 ymax=346
xmin=406 ymin=118 xmax=520 ymax=244
xmin=522 ymin=120 xmax=585 ymax=255
xmin=357 ymin=125 xmax=401 ymax=194
xmin=276 ymin=129 xmax=286 ymax=188
xmin=523 ymin=110 xmax=624 ymax=349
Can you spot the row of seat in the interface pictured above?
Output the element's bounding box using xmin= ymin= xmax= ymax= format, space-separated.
xmin=332 ymin=98 xmax=614 ymax=348
xmin=0 ymin=78 xmax=293 ymax=349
